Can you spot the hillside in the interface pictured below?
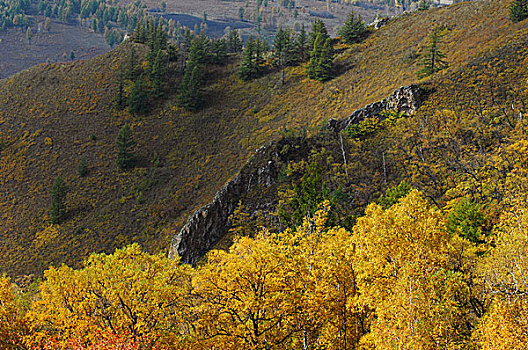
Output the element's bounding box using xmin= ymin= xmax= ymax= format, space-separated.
xmin=0 ymin=0 xmax=527 ymax=277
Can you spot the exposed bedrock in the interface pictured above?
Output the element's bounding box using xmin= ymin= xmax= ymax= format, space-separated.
xmin=169 ymin=84 xmax=425 ymax=264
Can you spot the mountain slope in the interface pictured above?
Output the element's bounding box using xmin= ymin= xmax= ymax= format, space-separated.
xmin=0 ymin=0 xmax=526 ymax=276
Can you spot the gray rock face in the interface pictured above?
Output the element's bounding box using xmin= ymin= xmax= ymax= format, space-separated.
xmin=169 ymin=84 xmax=425 ymax=264
xmin=168 ymin=138 xmax=309 ymax=263
xmin=370 ymin=17 xmax=390 ymax=30
xmin=327 ymin=84 xmax=424 ymax=132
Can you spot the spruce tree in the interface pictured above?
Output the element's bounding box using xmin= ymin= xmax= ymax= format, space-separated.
xmin=510 ymin=0 xmax=528 ymax=22
xmin=274 ymin=28 xmax=294 ymax=83
xmin=127 ymin=76 xmax=150 ymax=115
xmin=133 ymin=19 xmax=147 ymax=43
xmin=183 ymin=27 xmax=193 ymax=53
xmin=417 ymin=27 xmax=448 ymax=78
xmin=307 ymin=22 xmax=334 ymax=82
xmin=418 ymin=0 xmax=431 ymax=11
xmin=211 ymin=38 xmax=227 ymax=64
xmin=178 ymin=37 xmax=205 ymax=110
xmin=273 ymin=28 xmax=294 ymax=66
xmin=78 ymin=156 xmax=88 ymax=177
xmin=309 ymin=19 xmax=328 ymax=49
xmin=125 ymin=46 xmax=139 ymax=80
xmin=190 ymin=33 xmax=211 ymax=65
xmin=50 ymin=176 xmax=68 ymax=224
xmin=149 ymin=50 xmax=167 ymax=98
xmin=178 ymin=63 xmax=204 ymax=110
xmin=294 ymin=24 xmax=309 ymax=63
xmin=116 ymin=124 xmax=136 ymax=171
xmin=227 ymin=28 xmax=243 ymax=53
xmin=239 ymin=35 xmax=258 ymax=81
xmin=338 ymin=11 xmax=366 ymax=44
xmin=115 ymin=72 xmax=125 ymax=110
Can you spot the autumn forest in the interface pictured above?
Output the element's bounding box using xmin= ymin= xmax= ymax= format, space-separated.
xmin=2 ymin=0 xmax=528 ymax=348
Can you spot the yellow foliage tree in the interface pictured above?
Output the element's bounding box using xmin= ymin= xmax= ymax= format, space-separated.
xmin=191 ymin=202 xmax=362 ymax=349
xmin=0 ymin=275 xmax=29 ymax=349
xmin=280 ymin=202 xmax=362 ymax=349
xmin=352 ymin=190 xmax=466 ymax=349
xmin=191 ymin=232 xmax=299 ymax=349
xmin=476 ymin=207 xmax=528 ymax=349
xmin=28 ymin=244 xmax=193 ymax=347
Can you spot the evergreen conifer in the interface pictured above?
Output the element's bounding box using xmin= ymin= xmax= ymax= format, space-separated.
xmin=127 ymin=76 xmax=150 ymax=115
xmin=178 ymin=63 xmax=204 ymax=110
xmin=294 ymin=24 xmax=309 ymax=63
xmin=178 ymin=37 xmax=206 ymax=110
xmin=227 ymin=28 xmax=243 ymax=53
xmin=338 ymin=11 xmax=366 ymax=44
xmin=417 ymin=27 xmax=448 ymax=78
xmin=307 ymin=21 xmax=334 ymax=81
xmin=510 ymin=0 xmax=528 ymax=22
xmin=50 ymin=176 xmax=68 ymax=224
xmin=116 ymin=124 xmax=136 ymax=171
xmin=239 ymin=36 xmax=258 ymax=81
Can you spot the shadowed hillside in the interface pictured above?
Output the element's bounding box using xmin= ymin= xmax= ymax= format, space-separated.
xmin=0 ymin=0 xmax=526 ymax=277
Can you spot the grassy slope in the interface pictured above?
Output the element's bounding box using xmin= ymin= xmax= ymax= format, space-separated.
xmin=0 ymin=0 xmax=523 ymax=277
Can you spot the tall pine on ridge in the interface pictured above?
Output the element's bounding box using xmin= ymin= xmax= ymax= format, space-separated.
xmin=339 ymin=11 xmax=367 ymax=44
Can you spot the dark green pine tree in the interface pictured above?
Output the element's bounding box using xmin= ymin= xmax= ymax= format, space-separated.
xmin=178 ymin=37 xmax=206 ymax=110
xmin=115 ymin=72 xmax=125 ymax=110
xmin=308 ymin=19 xmax=328 ymax=49
xmin=255 ymin=36 xmax=268 ymax=70
xmin=146 ymin=23 xmax=168 ymax=62
xmin=273 ymin=27 xmax=294 ymax=67
xmin=177 ymin=63 xmax=204 ymax=110
xmin=183 ymin=27 xmax=194 ymax=54
xmin=294 ymin=24 xmax=309 ymax=63
xmin=191 ymin=33 xmax=211 ymax=65
xmin=149 ymin=50 xmax=167 ymax=98
xmin=133 ymin=19 xmax=147 ymax=43
xmin=211 ymin=38 xmax=227 ymax=64
xmin=307 ymin=33 xmax=334 ymax=81
xmin=274 ymin=27 xmax=294 ymax=84
xmin=338 ymin=11 xmax=367 ymax=44
xmin=116 ymin=124 xmax=136 ymax=171
xmin=510 ymin=0 xmax=528 ymax=22
xmin=417 ymin=27 xmax=448 ymax=78
xmin=127 ymin=76 xmax=150 ymax=115
xmin=239 ymin=35 xmax=258 ymax=81
xmin=50 ymin=176 xmax=68 ymax=224
xmin=125 ymin=46 xmax=139 ymax=80
xmin=226 ymin=28 xmax=243 ymax=53
xmin=78 ymin=156 xmax=88 ymax=177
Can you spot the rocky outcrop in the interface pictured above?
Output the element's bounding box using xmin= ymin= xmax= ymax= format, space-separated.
xmin=168 ymin=137 xmax=310 ymax=264
xmin=370 ymin=17 xmax=390 ymax=30
xmin=327 ymin=84 xmax=425 ymax=132
xmin=169 ymin=84 xmax=426 ymax=264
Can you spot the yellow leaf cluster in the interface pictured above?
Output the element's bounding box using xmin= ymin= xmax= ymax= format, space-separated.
xmin=28 ymin=243 xmax=193 ymax=346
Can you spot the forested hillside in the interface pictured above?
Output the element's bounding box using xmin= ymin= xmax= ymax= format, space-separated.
xmin=1 ymin=0 xmax=528 ymax=347
xmin=0 ymin=0 xmax=524 ymax=278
